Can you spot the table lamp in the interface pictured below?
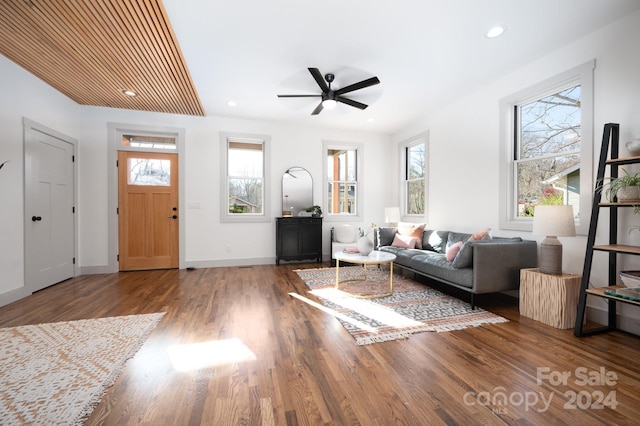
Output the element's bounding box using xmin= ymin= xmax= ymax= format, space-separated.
xmin=532 ymin=205 xmax=576 ymax=275
xmin=384 ymin=207 xmax=400 ymax=226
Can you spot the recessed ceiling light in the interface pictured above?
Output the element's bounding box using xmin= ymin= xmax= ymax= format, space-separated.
xmin=486 ymin=25 xmax=506 ymax=39
xmin=226 ymin=100 xmax=237 ymax=107
xmin=122 ymin=89 xmax=138 ymax=97
xmin=367 ymin=118 xmax=375 ymax=123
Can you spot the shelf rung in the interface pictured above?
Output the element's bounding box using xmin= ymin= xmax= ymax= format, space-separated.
xmin=606 ymin=156 xmax=640 ymax=165
xmin=592 ymin=244 xmax=640 ymax=255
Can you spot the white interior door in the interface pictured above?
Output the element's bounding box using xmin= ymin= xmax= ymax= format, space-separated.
xmin=24 ymin=120 xmax=76 ymax=292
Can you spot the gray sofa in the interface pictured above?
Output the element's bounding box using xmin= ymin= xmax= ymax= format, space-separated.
xmin=375 ymin=227 xmax=538 ymax=308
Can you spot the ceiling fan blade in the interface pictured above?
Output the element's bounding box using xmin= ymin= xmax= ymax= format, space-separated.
xmin=277 ymin=94 xmax=322 ymax=98
xmin=336 ymin=96 xmax=368 ymax=110
xmin=311 ymin=101 xmax=324 ymax=115
xmin=308 ymin=68 xmax=329 ymax=93
xmin=334 ymin=76 xmax=380 ymax=96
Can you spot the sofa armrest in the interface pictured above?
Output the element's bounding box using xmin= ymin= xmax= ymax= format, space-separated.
xmin=472 ymin=240 xmax=538 ymax=294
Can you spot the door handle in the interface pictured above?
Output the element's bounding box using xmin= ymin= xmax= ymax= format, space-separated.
xmin=31 ymin=216 xmax=42 ymax=222
xmin=168 ymin=215 xmax=178 ymax=219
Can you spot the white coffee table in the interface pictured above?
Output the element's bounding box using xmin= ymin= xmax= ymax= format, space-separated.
xmin=334 ymin=251 xmax=397 ymax=298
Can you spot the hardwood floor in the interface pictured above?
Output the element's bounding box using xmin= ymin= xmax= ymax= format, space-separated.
xmin=1 ymin=264 xmax=639 ymax=425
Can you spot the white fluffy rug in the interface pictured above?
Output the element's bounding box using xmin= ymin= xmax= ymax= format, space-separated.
xmin=0 ymin=313 xmax=165 ymax=425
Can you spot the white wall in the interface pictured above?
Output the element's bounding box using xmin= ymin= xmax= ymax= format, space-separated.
xmin=74 ymin=108 xmax=392 ymax=270
xmin=0 ymin=56 xmax=81 ymax=305
xmin=0 ymin=54 xmax=392 ymax=305
xmin=394 ymin=9 xmax=640 ymax=332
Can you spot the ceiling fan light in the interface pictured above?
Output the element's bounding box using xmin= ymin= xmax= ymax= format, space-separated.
xmin=322 ymin=99 xmax=337 ymax=109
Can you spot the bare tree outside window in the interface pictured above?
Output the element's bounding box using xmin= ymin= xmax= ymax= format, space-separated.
xmin=128 ymin=158 xmax=170 ymax=186
xmin=406 ymin=143 xmax=425 ymax=214
xmin=228 ymin=141 xmax=264 ymax=214
xmin=516 ymin=85 xmax=581 ymax=218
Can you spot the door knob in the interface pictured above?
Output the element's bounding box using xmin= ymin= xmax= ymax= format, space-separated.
xmin=31 ymin=216 xmax=42 ymax=222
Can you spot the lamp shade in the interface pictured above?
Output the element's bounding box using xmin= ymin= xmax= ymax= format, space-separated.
xmin=532 ymin=205 xmax=576 ymax=237
xmin=384 ymin=207 xmax=400 ymax=224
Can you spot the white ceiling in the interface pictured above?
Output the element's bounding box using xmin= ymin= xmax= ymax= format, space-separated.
xmin=164 ymin=0 xmax=640 ymax=135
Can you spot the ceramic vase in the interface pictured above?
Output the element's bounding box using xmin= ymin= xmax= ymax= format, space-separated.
xmin=357 ymin=236 xmax=374 ymax=256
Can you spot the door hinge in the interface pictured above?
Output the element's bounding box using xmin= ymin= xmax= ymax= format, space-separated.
xmin=72 ymin=155 xmax=75 ymax=162
xmin=72 ymin=206 xmax=75 ymax=213
xmin=73 ymin=257 xmax=76 ymax=264
xmin=116 ymin=160 xmax=119 ymax=167
xmin=116 ymin=207 xmax=119 ymax=215
xmin=117 ymin=254 xmax=119 ymax=261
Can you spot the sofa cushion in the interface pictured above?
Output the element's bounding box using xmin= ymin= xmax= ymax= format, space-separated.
xmin=409 ymin=253 xmax=474 ymax=288
xmin=451 ymin=237 xmax=524 ymax=269
xmin=397 ymin=222 xmax=426 ymax=249
xmin=423 ymin=230 xmax=449 ymax=253
xmin=379 ymin=246 xmax=425 ymax=267
xmin=377 ymin=227 xmax=397 ymax=247
xmin=446 ymin=231 xmax=473 ymax=245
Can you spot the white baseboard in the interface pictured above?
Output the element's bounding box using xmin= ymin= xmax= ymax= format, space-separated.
xmin=78 ymin=265 xmax=117 ymax=275
xmin=185 ymin=257 xmax=274 ymax=269
xmin=0 ymin=287 xmax=31 ymax=308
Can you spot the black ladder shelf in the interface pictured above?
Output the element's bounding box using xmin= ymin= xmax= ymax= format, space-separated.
xmin=575 ymin=122 xmax=640 ymax=337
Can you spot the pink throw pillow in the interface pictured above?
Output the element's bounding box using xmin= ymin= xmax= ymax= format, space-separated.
xmin=446 ymin=241 xmax=463 ymax=262
xmin=391 ymin=234 xmax=419 ymax=248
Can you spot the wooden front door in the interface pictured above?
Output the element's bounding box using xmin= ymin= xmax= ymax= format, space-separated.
xmin=118 ymin=151 xmax=178 ymax=271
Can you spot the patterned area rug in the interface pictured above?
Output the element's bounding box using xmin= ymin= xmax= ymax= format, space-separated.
xmin=294 ymin=267 xmax=507 ymax=345
xmin=0 ymin=313 xmax=165 ymax=425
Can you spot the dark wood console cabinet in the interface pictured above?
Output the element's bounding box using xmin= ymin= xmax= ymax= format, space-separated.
xmin=276 ymin=217 xmax=322 ymax=265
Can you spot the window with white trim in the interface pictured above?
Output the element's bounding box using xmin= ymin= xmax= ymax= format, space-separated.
xmin=499 ymin=61 xmax=594 ymax=234
xmin=323 ymin=141 xmax=363 ymax=220
xmin=401 ymin=134 xmax=427 ymax=216
xmin=220 ymin=132 xmax=270 ymax=223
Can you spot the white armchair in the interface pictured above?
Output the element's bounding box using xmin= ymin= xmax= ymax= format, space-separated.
xmin=330 ymin=225 xmax=361 ymax=265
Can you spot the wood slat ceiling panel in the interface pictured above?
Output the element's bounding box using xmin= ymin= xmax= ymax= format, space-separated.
xmin=0 ymin=0 xmax=205 ymax=116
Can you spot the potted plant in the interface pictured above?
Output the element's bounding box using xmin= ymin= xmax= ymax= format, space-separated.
xmin=599 ymin=168 xmax=640 ymax=205
xmin=306 ymin=205 xmax=322 ymax=217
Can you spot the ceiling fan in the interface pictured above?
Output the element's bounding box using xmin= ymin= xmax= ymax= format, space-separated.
xmin=278 ymin=68 xmax=380 ymax=115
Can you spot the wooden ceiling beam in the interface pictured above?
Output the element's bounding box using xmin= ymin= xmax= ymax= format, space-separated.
xmin=0 ymin=0 xmax=205 ymax=116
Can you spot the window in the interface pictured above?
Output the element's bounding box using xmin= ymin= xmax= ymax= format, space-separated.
xmin=122 ymin=134 xmax=177 ymax=150
xmin=323 ymin=141 xmax=363 ymax=220
xmin=401 ymin=134 xmax=427 ymax=216
xmin=127 ymin=158 xmax=171 ymax=186
xmin=499 ymin=61 xmax=594 ymax=234
xmin=220 ymin=132 xmax=270 ymax=223
xmin=516 ymin=86 xmax=581 ymax=215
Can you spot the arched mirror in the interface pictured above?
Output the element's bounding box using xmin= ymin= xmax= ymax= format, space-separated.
xmin=282 ymin=167 xmax=313 ymax=216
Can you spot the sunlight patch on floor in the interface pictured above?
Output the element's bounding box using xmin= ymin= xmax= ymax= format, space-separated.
xmin=167 ymin=338 xmax=256 ymax=371
xmin=289 ymin=292 xmax=378 ymax=332
xmin=310 ymin=287 xmax=422 ymax=328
